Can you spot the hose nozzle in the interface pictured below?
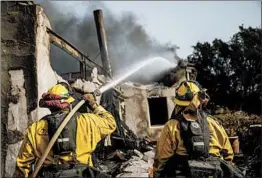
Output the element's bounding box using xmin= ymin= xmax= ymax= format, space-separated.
xmin=93 ymin=89 xmax=101 ymax=96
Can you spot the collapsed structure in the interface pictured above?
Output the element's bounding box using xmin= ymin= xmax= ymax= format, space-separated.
xmin=1 ymin=2 xmax=197 ymax=177
xmin=2 ymin=2 xmax=100 ymax=176
xmin=3 ymin=2 xmax=260 ymax=178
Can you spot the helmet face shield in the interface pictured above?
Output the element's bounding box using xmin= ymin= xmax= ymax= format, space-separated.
xmin=197 ymin=89 xmax=210 ymax=106
xmin=198 ymin=90 xmax=209 ymax=101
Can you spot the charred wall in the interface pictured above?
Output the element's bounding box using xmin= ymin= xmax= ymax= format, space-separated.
xmin=1 ymin=2 xmax=38 ymax=177
xmin=1 ymin=2 xmax=63 ymax=177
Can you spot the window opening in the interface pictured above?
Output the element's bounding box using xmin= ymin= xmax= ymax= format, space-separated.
xmin=148 ymin=97 xmax=169 ymax=126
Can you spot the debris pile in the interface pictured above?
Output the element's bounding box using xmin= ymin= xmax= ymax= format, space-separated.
xmin=116 ymin=150 xmax=155 ymax=177
xmin=92 ymin=126 xmax=157 ymax=177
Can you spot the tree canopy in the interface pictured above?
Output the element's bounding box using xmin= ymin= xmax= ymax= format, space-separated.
xmin=187 ymin=26 xmax=261 ymax=114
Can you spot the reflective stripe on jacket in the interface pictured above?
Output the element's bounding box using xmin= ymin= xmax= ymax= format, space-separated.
xmin=153 ymin=115 xmax=233 ymax=177
xmin=15 ymin=106 xmax=116 ymax=178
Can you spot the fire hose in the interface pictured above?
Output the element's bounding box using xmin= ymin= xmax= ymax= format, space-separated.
xmin=31 ymin=99 xmax=85 ymax=178
xmin=30 ymin=57 xmax=160 ymax=177
xmin=31 ymin=89 xmax=101 ymax=178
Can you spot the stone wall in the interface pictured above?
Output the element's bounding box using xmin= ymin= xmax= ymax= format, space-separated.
xmin=1 ymin=2 xmax=63 ymax=177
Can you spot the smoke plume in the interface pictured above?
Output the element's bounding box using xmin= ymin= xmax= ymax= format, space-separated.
xmin=40 ymin=1 xmax=181 ymax=83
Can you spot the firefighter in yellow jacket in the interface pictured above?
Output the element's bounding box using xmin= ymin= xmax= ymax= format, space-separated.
xmin=14 ymin=82 xmax=116 ymax=178
xmin=152 ymin=80 xmax=243 ymax=178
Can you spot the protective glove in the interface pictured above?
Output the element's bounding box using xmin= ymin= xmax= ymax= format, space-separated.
xmin=83 ymin=93 xmax=98 ymax=111
xmin=148 ymin=167 xmax=153 ymax=178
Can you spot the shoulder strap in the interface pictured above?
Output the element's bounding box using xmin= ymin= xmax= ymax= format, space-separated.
xmin=197 ymin=110 xmax=210 ymax=158
xmin=44 ymin=111 xmax=79 ymax=155
xmin=173 ymin=114 xmax=191 ymax=155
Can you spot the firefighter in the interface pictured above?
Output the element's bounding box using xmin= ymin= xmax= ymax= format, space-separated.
xmin=13 ymin=82 xmax=116 ymax=178
xmin=151 ymin=80 xmax=244 ymax=178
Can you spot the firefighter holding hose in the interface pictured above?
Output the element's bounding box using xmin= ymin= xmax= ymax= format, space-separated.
xmin=151 ymin=80 xmax=244 ymax=178
xmin=13 ymin=81 xmax=116 ymax=178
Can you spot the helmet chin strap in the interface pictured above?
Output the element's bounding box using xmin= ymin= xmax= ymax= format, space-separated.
xmin=183 ymin=109 xmax=197 ymax=116
xmin=199 ymin=102 xmax=203 ymax=111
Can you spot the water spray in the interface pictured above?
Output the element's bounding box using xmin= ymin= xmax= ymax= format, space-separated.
xmin=31 ymin=56 xmax=176 ymax=178
xmin=100 ymin=56 xmax=176 ymax=93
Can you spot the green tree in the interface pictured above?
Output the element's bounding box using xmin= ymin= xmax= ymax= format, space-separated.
xmin=187 ymin=26 xmax=261 ymax=114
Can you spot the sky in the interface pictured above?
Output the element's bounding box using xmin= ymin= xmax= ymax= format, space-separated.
xmin=47 ymin=1 xmax=261 ymax=59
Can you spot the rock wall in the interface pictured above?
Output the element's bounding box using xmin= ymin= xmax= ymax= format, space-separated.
xmin=1 ymin=2 xmax=63 ymax=177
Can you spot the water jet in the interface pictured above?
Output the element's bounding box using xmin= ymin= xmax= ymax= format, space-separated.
xmin=100 ymin=56 xmax=176 ymax=93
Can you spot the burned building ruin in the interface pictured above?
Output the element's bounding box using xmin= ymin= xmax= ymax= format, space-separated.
xmin=1 ymin=2 xmax=197 ymax=177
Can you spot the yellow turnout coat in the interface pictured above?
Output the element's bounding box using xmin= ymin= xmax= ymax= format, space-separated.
xmin=153 ymin=114 xmax=233 ymax=176
xmin=15 ymin=105 xmax=116 ymax=177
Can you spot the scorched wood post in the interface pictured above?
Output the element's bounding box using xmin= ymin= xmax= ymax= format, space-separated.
xmin=93 ymin=9 xmax=113 ymax=78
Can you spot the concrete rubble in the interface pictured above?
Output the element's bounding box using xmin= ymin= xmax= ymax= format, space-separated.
xmin=116 ymin=150 xmax=155 ymax=177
